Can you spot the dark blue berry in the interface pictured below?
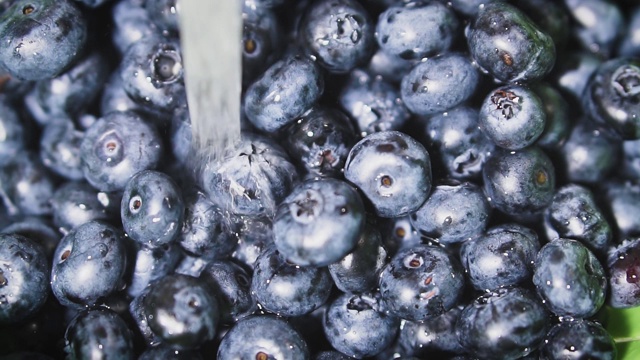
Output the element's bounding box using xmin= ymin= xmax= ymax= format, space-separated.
xmin=0 ymin=152 xmax=56 ymax=216
xmin=563 ymin=0 xmax=624 ymax=58
xmin=397 ymin=306 xmax=466 ymax=357
xmin=64 ymin=308 xmax=135 ymax=360
xmin=49 ymin=181 xmax=116 ymax=235
xmin=199 ymin=260 xmax=256 ymax=324
xmin=607 ymin=238 xmax=640 ymax=308
xmin=538 ymin=319 xmax=617 ymax=360
xmin=39 ymin=118 xmax=84 ymax=181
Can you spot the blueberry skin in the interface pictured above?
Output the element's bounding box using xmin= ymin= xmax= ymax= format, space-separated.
xmin=563 ymin=0 xmax=624 ymax=59
xmin=421 ymin=105 xmax=495 ymax=181
xmin=177 ymin=190 xmax=237 ymax=260
xmin=250 ymin=244 xmax=333 ymax=317
xmin=1 ymin=215 xmax=60 ymax=260
xmin=514 ymin=0 xmax=570 ymax=54
xmin=0 ymin=0 xmax=87 ymax=81
xmin=273 ymin=177 xmax=365 ymax=267
xmin=397 ymin=306 xmax=465 ymax=357
xmin=111 ymin=0 xmax=158 ymax=55
xmin=460 ymin=223 xmax=540 ymax=291
xmin=365 ymin=47 xmax=414 ymax=84
xmin=230 ymin=215 xmax=274 ymax=269
xmin=379 ymin=244 xmax=465 ymax=322
xmin=618 ymin=6 xmax=640 ymax=57
xmin=400 ymin=52 xmax=479 ymax=116
xmin=217 ymin=315 xmax=310 ymax=359
xmin=50 ymin=221 xmax=128 ymax=309
xmin=328 ymin=221 xmax=387 ymax=293
xmin=64 ymin=308 xmax=134 ymax=360
xmin=543 ymin=184 xmax=612 ymax=256
xmin=0 ymin=98 xmax=25 ymax=166
xmin=558 ymin=119 xmax=620 ymax=184
xmin=121 ymin=170 xmax=184 ymax=248
xmin=531 ymin=83 xmax=571 ymax=150
xmin=582 ymin=57 xmax=640 ymax=140
xmin=242 ymin=1 xmax=284 ymax=88
xmin=532 ymin=238 xmax=607 ymax=318
xmin=142 ymin=273 xmax=220 ymax=349
xmin=244 ymin=54 xmax=324 ymax=133
xmin=482 ymin=146 xmax=555 ymax=217
xmin=551 ymin=50 xmax=602 ymax=104
xmin=378 ymin=215 xmax=422 ymax=258
xmin=300 ymin=0 xmax=375 ymax=74
xmin=200 ymin=260 xmax=257 ymax=324
xmin=0 ymin=234 xmax=49 ymax=324
xmin=607 ymin=238 xmax=640 ymax=308
xmin=478 ymin=84 xmax=546 ymax=150
xmin=128 ymin=285 xmax=162 ymax=347
xmin=0 ymin=151 xmax=56 ymax=216
xmin=314 ymin=350 xmax=351 ymax=360
xmin=127 ymin=242 xmax=181 ymax=298
xmin=323 ymin=292 xmax=400 ymax=359
xmin=283 ymin=106 xmax=357 ymax=178
xmin=466 ymin=2 xmax=555 ymax=83
xmin=538 ymin=319 xmax=616 ymax=360
xmin=39 ymin=118 xmax=84 ymax=181
xmin=375 ymin=1 xmax=459 ymax=60
xmin=602 ymin=181 xmax=640 ymax=238
xmin=410 ymin=182 xmax=491 ymax=245
xmin=80 ymin=111 xmax=163 ymax=192
xmin=338 ymin=69 xmax=411 ymax=136
xmin=455 ymin=287 xmax=549 ymax=360
xmin=448 ymin=0 xmax=498 ymax=17
xmin=146 ymin=0 xmax=179 ymax=34
xmin=50 ymin=181 xmax=115 ymax=234
xmin=344 ymin=131 xmax=432 ymax=218
xmin=25 ymin=50 xmax=110 ymax=124
xmin=621 ymin=138 xmax=640 ymax=180
xmin=138 ymin=344 xmax=203 ymax=360
xmin=202 ymin=132 xmax=298 ymax=218
xmin=119 ymin=35 xmax=186 ymax=113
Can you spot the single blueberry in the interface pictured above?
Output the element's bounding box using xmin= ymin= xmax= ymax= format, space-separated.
xmin=110 ymin=0 xmax=158 ymax=55
xmin=466 ymin=2 xmax=556 ymax=83
xmin=126 ymin=242 xmax=181 ymax=298
xmin=39 ymin=118 xmax=84 ymax=181
xmin=50 ymin=181 xmax=116 ymax=235
xmin=64 ymin=308 xmax=135 ymax=360
xmin=0 ymin=151 xmax=56 ymax=216
xmin=618 ymin=6 xmax=640 ymax=57
xmin=378 ymin=215 xmax=422 ymax=258
xmin=365 ymin=47 xmax=414 ymax=84
xmin=344 ymin=131 xmax=432 ymax=218
xmin=532 ymin=238 xmax=607 ymax=318
xmin=607 ymin=238 xmax=640 ymax=308
xmin=199 ymin=260 xmax=257 ymax=324
xmin=563 ymin=0 xmax=624 ymax=58
xmin=230 ymin=215 xmax=274 ymax=269
xmin=242 ymin=1 xmax=284 ymax=88
xmin=273 ymin=177 xmax=365 ymax=267
xmin=538 ymin=319 xmax=617 ymax=360
xmin=0 ymin=98 xmax=25 ymax=166
xmin=375 ymin=1 xmax=459 ymax=60
xmin=621 ymin=138 xmax=640 ymax=180
xmin=121 ymin=170 xmax=184 ymax=248
xmin=400 ymin=52 xmax=479 ymax=116
xmin=601 ymin=181 xmax=640 ymax=238
xmin=0 ymin=233 xmax=49 ymax=324
xmin=1 ymin=215 xmax=60 ymax=260
xmin=378 ymin=244 xmax=466 ymax=321
xmin=550 ymin=50 xmax=602 ymax=104
xmin=531 ymin=83 xmax=571 ymax=150
xmin=145 ymin=0 xmax=179 ymax=34
xmin=397 ymin=306 xmax=466 ymax=357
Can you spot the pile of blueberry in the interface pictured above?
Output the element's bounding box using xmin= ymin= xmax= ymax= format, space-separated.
xmin=0 ymin=0 xmax=639 ymax=359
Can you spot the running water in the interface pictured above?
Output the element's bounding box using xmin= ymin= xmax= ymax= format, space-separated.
xmin=178 ymin=0 xmax=243 ymax=161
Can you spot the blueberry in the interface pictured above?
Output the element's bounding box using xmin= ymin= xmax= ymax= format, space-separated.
xmin=64 ymin=308 xmax=135 ymax=360
xmin=0 ymin=98 xmax=25 ymax=165
xmin=121 ymin=170 xmax=184 ymax=248
xmin=478 ymin=84 xmax=546 ymax=150
xmin=80 ymin=111 xmax=164 ymax=192
xmin=217 ymin=315 xmax=309 ymax=359
xmin=338 ymin=69 xmax=411 ymax=135
xmin=0 ymin=233 xmax=49 ymax=324
xmin=243 ymin=54 xmax=324 ymax=133
xmin=538 ymin=319 xmax=617 ymax=360
xmin=141 ymin=273 xmax=220 ymax=349
xmin=1 ymin=215 xmax=60 ymax=260
xmin=607 ymin=238 xmax=640 ymax=308
xmin=583 ymin=57 xmax=640 ymax=140
xmin=455 ymin=287 xmax=549 ymax=360
xmin=328 ymin=220 xmax=387 ymax=293
xmin=323 ymin=292 xmax=400 ymax=359
xmin=482 ymin=146 xmax=556 ymax=217
xmin=375 ymin=1 xmax=459 ymax=60
xmin=421 ymin=105 xmax=495 ymax=181
xmin=601 ymin=180 xmax=640 ymax=238
xmin=177 ymin=190 xmax=237 ymax=260
xmin=230 ymin=215 xmax=275 ymax=269
xmin=250 ymin=243 xmax=333 ymax=317
xmin=100 ymin=68 xmax=152 ymax=117
xmin=460 ymin=223 xmax=540 ymax=291
xmin=0 ymin=151 xmax=56 ymax=216
xmin=532 ymin=238 xmax=607 ymax=318
xmin=39 ymin=118 xmax=84 ymax=181
xmin=138 ymin=344 xmax=203 ymax=360
xmin=283 ymin=106 xmax=357 ymax=178
xmin=0 ymin=0 xmax=88 ymax=81
xmin=201 ymin=133 xmax=298 ymax=218
xmin=273 ymin=177 xmax=365 ymax=267
xmin=550 ymin=50 xmax=602 ymax=104
xmin=344 ymin=131 xmax=432 ymax=218
xmin=563 ymin=0 xmax=624 ymax=58
xmin=397 ymin=306 xmax=465 ymax=357
xmin=119 ymin=35 xmax=186 ymax=113
xmin=128 ymin=284 xmax=162 ymax=347
xmin=199 ymin=260 xmax=256 ymax=324
xmin=543 ymin=184 xmax=613 ymax=256
xmin=558 ymin=119 xmax=620 ymax=184
xmin=379 ymin=244 xmax=465 ymax=321
xmin=300 ymin=0 xmax=375 ymax=74
xmin=410 ymin=182 xmax=491 ymax=245
xmin=400 ymin=52 xmax=479 ymax=116
xmin=110 ymin=0 xmax=158 ymax=55
xmin=25 ymin=50 xmax=110 ymax=124
xmin=365 ymin=47 xmax=414 ymax=84
xmin=145 ymin=0 xmax=179 ymax=34
xmin=466 ymin=2 xmax=555 ymax=83
xmin=448 ymin=0 xmax=498 ymax=17
xmin=378 ymin=215 xmax=422 ymax=258
xmin=514 ymin=0 xmax=570 ymax=53
xmin=314 ymin=350 xmax=351 ymax=360
xmin=618 ymin=6 xmax=640 ymax=57
xmin=49 ymin=181 xmax=116 ymax=235
xmin=126 ymin=242 xmax=181 ymax=298
xmin=50 ymin=221 xmax=128 ymax=309
xmin=531 ymin=83 xmax=571 ymax=150
xmin=621 ymin=138 xmax=640 ymax=180
xmin=242 ymin=1 xmax=284 ymax=87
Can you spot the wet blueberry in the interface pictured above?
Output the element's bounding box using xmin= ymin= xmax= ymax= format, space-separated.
xmin=199 ymin=260 xmax=256 ymax=324
xmin=563 ymin=0 xmax=624 ymax=58
xmin=538 ymin=318 xmax=617 ymax=360
xmin=0 ymin=151 xmax=56 ymax=216
xmin=607 ymin=238 xmax=640 ymax=308
xmin=64 ymin=308 xmax=135 ymax=360
xmin=39 ymin=118 xmax=84 ymax=181
xmin=126 ymin=242 xmax=181 ymax=298
xmin=242 ymin=1 xmax=284 ymax=87
xmin=49 ymin=181 xmax=116 ymax=235
xmin=397 ymin=306 xmax=466 ymax=357
xmin=601 ymin=181 xmax=640 ymax=239
xmin=0 ymin=97 xmax=26 ymax=165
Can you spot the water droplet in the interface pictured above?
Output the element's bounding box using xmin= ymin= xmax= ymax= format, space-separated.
xmin=350 ymin=30 xmax=361 ymax=43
